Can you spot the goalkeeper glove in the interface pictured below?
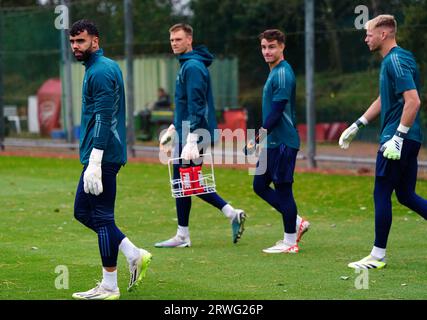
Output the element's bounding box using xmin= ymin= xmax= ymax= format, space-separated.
xmin=84 ymin=148 xmax=104 ymax=196
xmin=243 ymin=127 xmax=267 ymax=156
xmin=380 ymin=124 xmax=409 ymax=160
xmin=181 ymin=133 xmax=199 ymax=160
xmin=339 ymin=116 xmax=368 ymax=149
xmin=159 ymin=124 xmax=175 ymax=153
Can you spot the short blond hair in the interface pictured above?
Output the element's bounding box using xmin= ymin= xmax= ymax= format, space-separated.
xmin=365 ymin=14 xmax=397 ymax=33
xmin=169 ymin=23 xmax=193 ymax=36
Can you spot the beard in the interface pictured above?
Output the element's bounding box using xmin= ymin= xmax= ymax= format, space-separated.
xmin=73 ymin=47 xmax=92 ymax=62
xmin=368 ymin=42 xmax=381 ymax=52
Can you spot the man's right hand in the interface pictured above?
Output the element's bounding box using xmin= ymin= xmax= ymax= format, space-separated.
xmin=338 ymin=123 xmax=359 ymax=149
xmin=159 ymin=124 xmax=175 ymax=153
xmin=243 ymin=139 xmax=257 ymax=156
xmin=339 ymin=117 xmax=368 ymax=149
xmin=83 ymin=148 xmax=104 ymax=196
xmin=243 ymin=127 xmax=267 ymax=156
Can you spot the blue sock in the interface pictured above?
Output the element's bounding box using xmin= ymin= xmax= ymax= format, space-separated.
xmin=97 ymin=223 xmax=126 ymax=268
xmin=253 ymin=174 xmax=297 ymax=233
xmin=175 ymin=192 xmax=227 ymax=226
xmin=274 ymin=183 xmax=297 ymax=234
xmin=176 ymin=197 xmax=192 ymax=227
xmin=374 ymin=176 xmax=394 ymax=249
xmin=396 ymin=189 xmax=427 ymax=219
xmin=394 ymin=161 xmax=427 ymax=220
xmin=197 ymin=192 xmax=227 ymax=210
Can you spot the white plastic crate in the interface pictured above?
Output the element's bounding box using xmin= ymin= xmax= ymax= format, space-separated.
xmin=168 ymin=153 xmax=216 ymax=198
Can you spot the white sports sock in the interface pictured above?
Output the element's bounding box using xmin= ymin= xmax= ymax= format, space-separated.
xmin=177 ymin=225 xmax=189 ymax=238
xmin=284 ymin=233 xmax=297 ymax=246
xmin=371 ymin=246 xmax=386 ymax=260
xmin=296 ymin=215 xmax=303 ymax=227
xmin=101 ymin=268 xmax=117 ymax=290
xmin=221 ymin=204 xmax=235 ymax=219
xmin=119 ymin=237 xmax=140 ymax=263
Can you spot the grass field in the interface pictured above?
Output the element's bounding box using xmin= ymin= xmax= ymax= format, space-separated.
xmin=0 ymin=156 xmax=426 ymax=300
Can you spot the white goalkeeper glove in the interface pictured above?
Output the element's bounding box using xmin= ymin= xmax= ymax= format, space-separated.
xmin=181 ymin=133 xmax=199 ymax=160
xmin=84 ymin=148 xmax=104 ymax=196
xmin=159 ymin=124 xmax=175 ymax=153
xmin=339 ymin=116 xmax=368 ymax=149
xmin=243 ymin=127 xmax=267 ymax=156
xmin=380 ymin=124 xmax=409 ymax=160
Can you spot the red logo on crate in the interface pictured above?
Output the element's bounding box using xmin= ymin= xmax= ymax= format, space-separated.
xmin=179 ymin=166 xmax=193 ymax=196
xmin=191 ymin=165 xmax=205 ymax=194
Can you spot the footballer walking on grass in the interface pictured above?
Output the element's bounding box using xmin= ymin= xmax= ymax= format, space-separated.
xmin=339 ymin=15 xmax=427 ymax=269
xmin=156 ymin=23 xmax=246 ymax=248
xmin=247 ymin=29 xmax=310 ymax=254
xmin=69 ymin=20 xmax=151 ymax=300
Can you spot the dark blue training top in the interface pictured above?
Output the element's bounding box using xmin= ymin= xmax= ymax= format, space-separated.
xmin=174 ymin=46 xmax=218 ymax=144
xmin=79 ymin=49 xmax=127 ymax=165
xmin=379 ymin=46 xmax=422 ymax=144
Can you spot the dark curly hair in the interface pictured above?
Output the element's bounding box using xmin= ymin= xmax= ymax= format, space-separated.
xmin=69 ymin=19 xmax=99 ymax=37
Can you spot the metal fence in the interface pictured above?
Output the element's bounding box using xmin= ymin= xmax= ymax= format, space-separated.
xmin=1 ymin=1 xmax=427 ymax=155
xmin=70 ymin=55 xmax=238 ymax=126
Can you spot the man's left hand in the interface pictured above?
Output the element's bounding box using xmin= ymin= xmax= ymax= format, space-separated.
xmin=381 ymin=135 xmax=403 ymax=160
xmin=181 ymin=133 xmax=199 ymax=160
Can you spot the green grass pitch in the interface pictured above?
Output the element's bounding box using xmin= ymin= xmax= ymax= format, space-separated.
xmin=0 ymin=156 xmax=425 ymax=300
